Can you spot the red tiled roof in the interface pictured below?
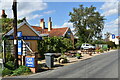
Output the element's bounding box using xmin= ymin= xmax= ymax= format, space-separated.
xmin=116 ymin=36 xmax=120 ymax=40
xmin=32 ymin=26 xmax=42 ymax=31
xmin=31 ymin=26 xmax=68 ymax=37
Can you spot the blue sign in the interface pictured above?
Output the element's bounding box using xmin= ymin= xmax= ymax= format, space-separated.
xmin=17 ymin=32 xmax=22 ymax=37
xmin=6 ymin=36 xmax=42 ymax=40
xmin=18 ymin=40 xmax=22 ymax=55
xmin=22 ymin=36 xmax=42 ymax=40
xmin=112 ymin=34 xmax=115 ymax=39
xmin=25 ymin=57 xmax=35 ymax=67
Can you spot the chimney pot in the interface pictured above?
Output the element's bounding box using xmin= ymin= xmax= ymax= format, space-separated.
xmin=1 ymin=10 xmax=7 ymax=18
xmin=48 ymin=17 xmax=52 ymax=31
xmin=40 ymin=18 xmax=45 ymax=29
xmin=2 ymin=10 xmax=5 ymax=14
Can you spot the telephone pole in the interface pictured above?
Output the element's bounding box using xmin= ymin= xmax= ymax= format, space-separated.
xmin=12 ymin=0 xmax=18 ymax=68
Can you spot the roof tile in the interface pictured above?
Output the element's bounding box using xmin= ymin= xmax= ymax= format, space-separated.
xmin=32 ymin=26 xmax=68 ymax=37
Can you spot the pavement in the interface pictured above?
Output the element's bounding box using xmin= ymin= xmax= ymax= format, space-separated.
xmin=4 ymin=49 xmax=118 ymax=79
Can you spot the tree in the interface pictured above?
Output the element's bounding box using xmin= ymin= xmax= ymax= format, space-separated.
xmin=69 ymin=5 xmax=105 ymax=44
xmin=0 ymin=17 xmax=26 ymax=34
xmin=37 ymin=36 xmax=73 ymax=59
xmin=104 ymin=32 xmax=111 ymax=41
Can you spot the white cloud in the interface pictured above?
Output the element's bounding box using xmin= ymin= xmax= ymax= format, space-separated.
xmin=0 ymin=0 xmax=47 ymax=20
xmin=53 ymin=22 xmax=75 ymax=34
xmin=18 ymin=2 xmax=47 ymax=18
xmin=26 ymin=14 xmax=43 ymax=20
xmin=43 ymin=10 xmax=55 ymax=14
xmin=34 ymin=24 xmax=39 ymax=26
xmin=102 ymin=9 xmax=118 ymax=16
xmin=101 ymin=1 xmax=118 ymax=16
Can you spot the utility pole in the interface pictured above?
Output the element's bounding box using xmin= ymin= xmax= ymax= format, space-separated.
xmin=12 ymin=0 xmax=18 ymax=68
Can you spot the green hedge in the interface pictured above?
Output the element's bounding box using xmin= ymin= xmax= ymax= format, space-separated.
xmin=2 ymin=68 xmax=13 ymax=76
xmin=38 ymin=36 xmax=73 ymax=58
xmin=12 ymin=66 xmax=31 ymax=76
xmin=5 ymin=61 xmax=16 ymax=70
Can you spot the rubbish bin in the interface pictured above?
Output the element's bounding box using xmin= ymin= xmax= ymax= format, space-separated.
xmin=44 ymin=53 xmax=54 ymax=68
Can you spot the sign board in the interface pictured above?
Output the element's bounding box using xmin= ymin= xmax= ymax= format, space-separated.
xmin=22 ymin=36 xmax=42 ymax=40
xmin=112 ymin=34 xmax=115 ymax=39
xmin=25 ymin=57 xmax=35 ymax=67
xmin=17 ymin=32 xmax=22 ymax=37
xmin=6 ymin=36 xmax=42 ymax=40
xmin=18 ymin=40 xmax=22 ymax=55
xmin=67 ymin=31 xmax=71 ymax=35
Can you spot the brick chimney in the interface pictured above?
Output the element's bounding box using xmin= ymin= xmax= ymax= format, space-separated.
xmin=1 ymin=10 xmax=7 ymax=18
xmin=48 ymin=17 xmax=52 ymax=31
xmin=40 ymin=18 xmax=45 ymax=29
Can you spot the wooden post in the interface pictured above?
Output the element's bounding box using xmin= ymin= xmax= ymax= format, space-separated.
xmin=2 ymin=40 xmax=6 ymax=64
xmin=12 ymin=0 xmax=18 ymax=68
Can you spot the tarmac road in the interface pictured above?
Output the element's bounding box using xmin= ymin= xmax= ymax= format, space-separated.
xmin=4 ymin=50 xmax=119 ymax=79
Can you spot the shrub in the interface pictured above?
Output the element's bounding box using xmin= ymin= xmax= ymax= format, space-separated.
xmin=102 ymin=45 xmax=108 ymax=51
xmin=99 ymin=49 xmax=104 ymax=53
xmin=38 ymin=36 xmax=74 ymax=59
xmin=58 ymin=55 xmax=68 ymax=63
xmin=6 ymin=53 xmax=15 ymax=62
xmin=75 ymin=53 xmax=82 ymax=59
xmin=106 ymin=41 xmax=116 ymax=49
xmin=12 ymin=66 xmax=31 ymax=76
xmin=0 ymin=53 xmax=3 ymax=58
xmin=5 ymin=61 xmax=16 ymax=70
xmin=75 ymin=53 xmax=82 ymax=57
xmin=95 ymin=49 xmax=100 ymax=53
xmin=2 ymin=68 xmax=13 ymax=76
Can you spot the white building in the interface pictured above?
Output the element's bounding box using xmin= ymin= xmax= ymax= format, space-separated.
xmin=109 ymin=34 xmax=119 ymax=45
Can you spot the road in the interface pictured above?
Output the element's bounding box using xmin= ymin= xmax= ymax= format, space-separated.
xmin=6 ymin=50 xmax=119 ymax=78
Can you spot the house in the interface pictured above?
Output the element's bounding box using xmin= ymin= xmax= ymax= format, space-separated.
xmin=109 ymin=34 xmax=119 ymax=45
xmin=5 ymin=20 xmax=48 ymax=53
xmin=32 ymin=17 xmax=74 ymax=44
xmin=5 ymin=17 xmax=74 ymax=53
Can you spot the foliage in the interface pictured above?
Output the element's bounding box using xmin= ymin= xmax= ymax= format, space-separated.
xmin=69 ymin=5 xmax=105 ymax=45
xmin=12 ymin=66 xmax=31 ymax=76
xmin=91 ymin=40 xmax=106 ymax=45
xmin=0 ymin=53 xmax=3 ymax=58
xmin=58 ymin=55 xmax=68 ymax=63
xmin=106 ymin=41 xmax=116 ymax=49
xmin=5 ymin=61 xmax=16 ymax=70
xmin=75 ymin=53 xmax=82 ymax=57
xmin=102 ymin=45 xmax=108 ymax=51
xmin=0 ymin=18 xmax=24 ymax=34
xmin=104 ymin=32 xmax=111 ymax=40
xmin=6 ymin=53 xmax=15 ymax=62
xmin=2 ymin=68 xmax=13 ymax=76
xmin=99 ymin=49 xmax=104 ymax=53
xmin=95 ymin=49 xmax=100 ymax=53
xmin=38 ymin=36 xmax=73 ymax=58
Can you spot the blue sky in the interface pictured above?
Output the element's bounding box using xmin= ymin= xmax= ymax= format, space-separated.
xmin=0 ymin=0 xmax=119 ymax=38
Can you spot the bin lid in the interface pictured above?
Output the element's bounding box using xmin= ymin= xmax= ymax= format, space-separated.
xmin=44 ymin=53 xmax=54 ymax=56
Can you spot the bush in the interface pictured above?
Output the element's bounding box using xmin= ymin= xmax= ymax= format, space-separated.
xmin=106 ymin=41 xmax=116 ymax=49
xmin=6 ymin=53 xmax=15 ymax=62
xmin=95 ymin=49 xmax=100 ymax=53
xmin=58 ymin=55 xmax=68 ymax=63
xmin=5 ymin=61 xmax=16 ymax=70
xmin=12 ymin=66 xmax=31 ymax=76
xmin=99 ymin=49 xmax=104 ymax=53
xmin=38 ymin=37 xmax=73 ymax=59
xmin=75 ymin=53 xmax=82 ymax=57
xmin=2 ymin=68 xmax=13 ymax=76
xmin=0 ymin=53 xmax=3 ymax=58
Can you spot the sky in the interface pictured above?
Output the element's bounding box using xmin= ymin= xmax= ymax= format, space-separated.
xmin=0 ymin=0 xmax=119 ymax=38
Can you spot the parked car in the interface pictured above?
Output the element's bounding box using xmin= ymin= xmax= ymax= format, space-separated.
xmin=81 ymin=43 xmax=95 ymax=50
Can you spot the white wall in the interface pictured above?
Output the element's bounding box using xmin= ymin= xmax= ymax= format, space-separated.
xmin=109 ymin=35 xmax=119 ymax=45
